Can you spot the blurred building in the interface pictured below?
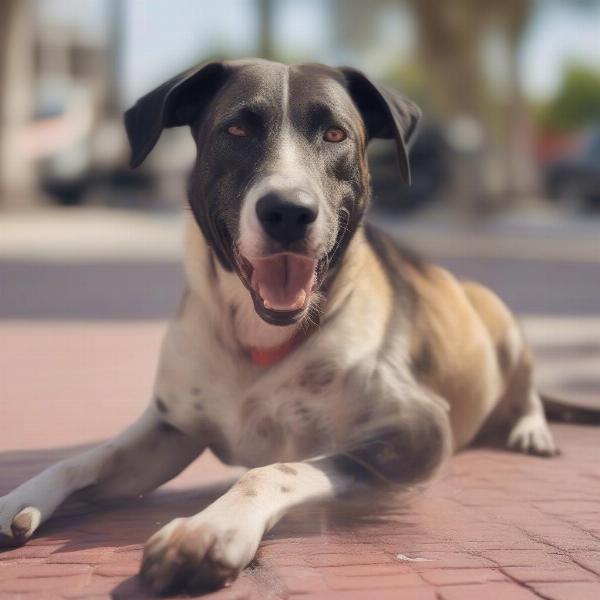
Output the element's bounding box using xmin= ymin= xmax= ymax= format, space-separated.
xmin=0 ymin=1 xmax=36 ymax=208
xmin=1 ymin=0 xmax=600 ymax=214
xmin=0 ymin=0 xmax=125 ymax=208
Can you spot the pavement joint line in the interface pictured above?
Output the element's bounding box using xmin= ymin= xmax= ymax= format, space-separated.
xmin=497 ymin=567 xmax=557 ymax=600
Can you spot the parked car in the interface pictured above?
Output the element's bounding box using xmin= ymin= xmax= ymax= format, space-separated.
xmin=544 ymin=129 xmax=600 ymax=209
xmin=369 ymin=124 xmax=450 ymax=213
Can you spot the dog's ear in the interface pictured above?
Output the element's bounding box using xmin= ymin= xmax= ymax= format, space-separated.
xmin=339 ymin=67 xmax=421 ymax=184
xmin=124 ymin=61 xmax=228 ymax=168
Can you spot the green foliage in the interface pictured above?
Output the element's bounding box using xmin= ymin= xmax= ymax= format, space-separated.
xmin=537 ymin=63 xmax=600 ymax=131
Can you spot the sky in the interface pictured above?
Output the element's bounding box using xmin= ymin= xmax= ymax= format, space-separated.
xmin=521 ymin=1 xmax=600 ymax=99
xmin=37 ymin=0 xmax=600 ymax=105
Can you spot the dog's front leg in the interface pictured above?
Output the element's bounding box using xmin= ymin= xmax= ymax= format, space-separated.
xmin=0 ymin=408 xmax=203 ymax=546
xmin=140 ymin=393 xmax=451 ymax=595
xmin=140 ymin=459 xmax=341 ymax=594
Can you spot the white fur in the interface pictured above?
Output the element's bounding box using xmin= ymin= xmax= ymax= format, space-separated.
xmin=184 ymin=215 xmax=296 ymax=349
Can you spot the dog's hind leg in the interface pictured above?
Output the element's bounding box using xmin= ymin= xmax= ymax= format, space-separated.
xmin=462 ymin=282 xmax=558 ymax=457
xmin=505 ymin=358 xmax=558 ymax=457
xmin=497 ymin=339 xmax=558 ymax=457
xmin=0 ymin=407 xmax=203 ymax=547
xmin=139 ymin=390 xmax=451 ymax=595
xmin=507 ymin=389 xmax=557 ymax=457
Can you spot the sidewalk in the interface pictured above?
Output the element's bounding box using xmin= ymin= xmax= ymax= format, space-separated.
xmin=1 ymin=321 xmax=599 ymax=599
xmin=1 ymin=205 xmax=599 ymax=263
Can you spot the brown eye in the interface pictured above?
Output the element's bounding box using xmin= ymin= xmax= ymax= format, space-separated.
xmin=324 ymin=127 xmax=347 ymax=143
xmin=227 ymin=124 xmax=248 ymax=137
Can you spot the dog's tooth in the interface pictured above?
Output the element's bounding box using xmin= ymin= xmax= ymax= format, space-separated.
xmin=297 ymin=289 xmax=307 ymax=307
xmin=289 ymin=290 xmax=307 ymax=310
xmin=258 ymin=287 xmax=306 ymax=311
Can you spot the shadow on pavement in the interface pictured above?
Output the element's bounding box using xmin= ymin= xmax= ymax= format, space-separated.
xmin=0 ymin=443 xmax=236 ymax=553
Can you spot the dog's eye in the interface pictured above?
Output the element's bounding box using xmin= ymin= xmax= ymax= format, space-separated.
xmin=227 ymin=125 xmax=248 ymax=137
xmin=324 ymin=127 xmax=347 ymax=143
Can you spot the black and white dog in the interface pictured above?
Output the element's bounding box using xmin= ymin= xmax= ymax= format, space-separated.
xmin=0 ymin=59 xmax=557 ymax=595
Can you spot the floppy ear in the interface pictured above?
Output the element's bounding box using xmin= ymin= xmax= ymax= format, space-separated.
xmin=339 ymin=67 xmax=421 ymax=184
xmin=124 ymin=61 xmax=228 ymax=168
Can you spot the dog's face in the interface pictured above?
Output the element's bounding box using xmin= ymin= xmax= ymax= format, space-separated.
xmin=125 ymin=59 xmax=420 ymax=326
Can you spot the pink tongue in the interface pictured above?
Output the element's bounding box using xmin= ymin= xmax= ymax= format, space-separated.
xmin=251 ymin=254 xmax=316 ymax=311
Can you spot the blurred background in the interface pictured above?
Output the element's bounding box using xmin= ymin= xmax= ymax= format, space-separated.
xmin=3 ymin=0 xmax=600 ymax=213
xmin=0 ymin=0 xmax=598 ymax=404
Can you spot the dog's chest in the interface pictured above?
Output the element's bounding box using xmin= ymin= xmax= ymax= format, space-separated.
xmin=154 ymin=323 xmax=354 ymax=467
xmin=229 ymin=360 xmax=346 ymax=466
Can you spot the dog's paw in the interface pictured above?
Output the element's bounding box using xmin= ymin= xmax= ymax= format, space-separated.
xmin=0 ymin=503 xmax=41 ymax=548
xmin=140 ymin=515 xmax=261 ymax=595
xmin=507 ymin=413 xmax=559 ymax=457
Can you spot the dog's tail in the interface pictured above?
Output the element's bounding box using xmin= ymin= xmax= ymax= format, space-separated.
xmin=541 ymin=393 xmax=600 ymax=425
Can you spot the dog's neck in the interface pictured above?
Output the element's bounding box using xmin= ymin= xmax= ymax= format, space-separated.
xmin=183 ymin=217 xmax=365 ymax=360
xmin=183 ymin=218 xmax=299 ymax=352
xmin=219 ymin=269 xmax=300 ymax=350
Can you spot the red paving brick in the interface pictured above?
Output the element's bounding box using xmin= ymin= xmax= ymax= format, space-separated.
xmin=1 ymin=321 xmax=600 ymax=599
xmin=438 ymin=582 xmax=542 ymax=600
xmin=529 ymin=581 xmax=600 ymax=600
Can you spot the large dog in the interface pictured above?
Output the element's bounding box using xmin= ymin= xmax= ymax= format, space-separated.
xmin=0 ymin=59 xmax=558 ymax=595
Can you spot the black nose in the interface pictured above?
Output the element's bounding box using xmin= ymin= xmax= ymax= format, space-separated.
xmin=256 ymin=190 xmax=319 ymax=245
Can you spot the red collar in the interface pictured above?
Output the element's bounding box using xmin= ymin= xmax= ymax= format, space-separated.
xmin=249 ymin=329 xmax=308 ymax=367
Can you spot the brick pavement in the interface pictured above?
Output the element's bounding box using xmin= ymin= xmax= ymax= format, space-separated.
xmin=1 ymin=322 xmax=599 ymax=599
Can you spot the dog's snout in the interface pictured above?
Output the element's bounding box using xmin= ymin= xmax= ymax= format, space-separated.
xmin=256 ymin=190 xmax=318 ymax=245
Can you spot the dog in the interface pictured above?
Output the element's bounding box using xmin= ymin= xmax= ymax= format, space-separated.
xmin=0 ymin=59 xmax=559 ymax=595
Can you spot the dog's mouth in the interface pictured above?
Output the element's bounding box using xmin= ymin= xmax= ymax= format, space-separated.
xmin=234 ymin=250 xmax=323 ymax=325
xmin=250 ymin=253 xmax=317 ymax=311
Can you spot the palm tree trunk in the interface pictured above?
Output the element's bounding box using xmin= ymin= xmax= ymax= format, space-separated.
xmin=257 ymin=0 xmax=275 ymax=59
xmin=502 ymin=0 xmax=539 ymax=202
xmin=408 ymin=0 xmax=494 ymax=216
xmin=0 ymin=0 xmax=35 ymax=208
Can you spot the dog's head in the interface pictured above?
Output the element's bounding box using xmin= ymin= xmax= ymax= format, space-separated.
xmin=125 ymin=59 xmax=420 ymax=326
